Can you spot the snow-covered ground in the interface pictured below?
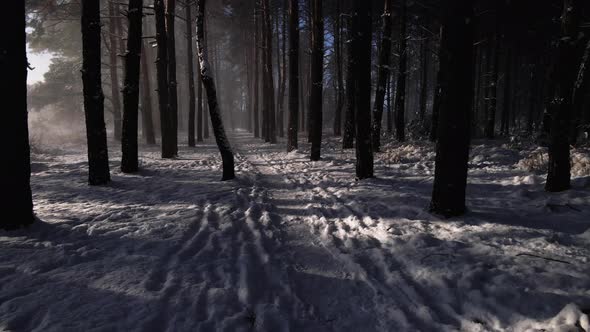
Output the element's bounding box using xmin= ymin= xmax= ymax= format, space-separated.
xmin=1 ymin=131 xmax=589 ymax=332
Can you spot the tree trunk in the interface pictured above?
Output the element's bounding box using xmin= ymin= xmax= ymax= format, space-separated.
xmin=81 ymin=0 xmax=111 ymax=185
xmin=253 ymin=1 xmax=261 ymax=138
xmin=196 ymin=0 xmax=235 ymax=180
xmin=140 ymin=41 xmax=156 ymax=145
xmin=186 ymin=3 xmax=197 ymax=147
xmin=484 ymin=19 xmax=500 ymax=139
xmin=394 ymin=0 xmax=407 ymax=142
xmin=155 ymin=0 xmax=174 ymax=158
xmin=287 ymin=0 xmax=300 ymax=152
xmin=166 ymin=0 xmax=178 ymax=155
xmin=309 ymin=0 xmax=324 ymax=161
xmin=262 ymin=0 xmax=276 ymax=143
xmin=429 ymin=27 xmax=443 ymax=142
xmin=354 ymin=0 xmax=374 ymax=179
xmin=546 ymin=0 xmax=581 ymax=192
xmin=196 ymin=44 xmax=204 ymax=142
xmin=429 ymin=0 xmax=474 ymax=217
xmin=500 ymin=42 xmax=512 ymax=136
xmin=333 ymin=0 xmax=344 ymax=137
xmin=371 ymin=0 xmax=392 ymax=152
xmin=342 ymin=4 xmax=355 ymax=150
xmin=121 ymin=0 xmax=144 ymax=173
xmin=1 ymin=1 xmax=34 ymax=229
xmin=419 ymin=35 xmax=429 ymax=124
xmin=108 ymin=2 xmax=123 ymax=141
xmin=570 ymin=38 xmax=590 ymax=144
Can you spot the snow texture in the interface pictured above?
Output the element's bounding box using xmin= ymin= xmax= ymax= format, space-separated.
xmin=1 ymin=132 xmax=589 ymax=331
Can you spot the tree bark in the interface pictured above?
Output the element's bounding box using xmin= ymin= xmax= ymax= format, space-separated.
xmin=196 ymin=43 xmax=204 ymax=142
xmin=309 ymin=0 xmax=324 ymax=161
xmin=287 ymin=0 xmax=300 ymax=152
xmin=121 ymin=0 xmax=144 ymax=173
xmin=429 ymin=0 xmax=474 ymax=217
xmin=342 ymin=3 xmax=355 ymax=150
xmin=108 ymin=1 xmax=123 ymax=141
xmin=1 ymin=1 xmax=34 ymax=229
xmin=140 ymin=42 xmax=156 ymax=145
xmin=371 ymin=0 xmax=392 ymax=152
xmin=570 ymin=38 xmax=590 ymax=144
xmin=186 ymin=3 xmax=197 ymax=147
xmin=394 ymin=0 xmax=407 ymax=142
xmin=155 ymin=0 xmax=174 ymax=158
xmin=545 ymin=0 xmax=582 ymax=192
xmin=196 ymin=0 xmax=235 ymax=181
xmin=333 ymin=0 xmax=344 ymax=137
xmin=261 ymin=0 xmax=276 ymax=143
xmin=81 ymin=0 xmax=111 ymax=185
xmin=253 ymin=1 xmax=261 ymax=138
xmin=166 ymin=0 xmax=179 ymax=155
xmin=354 ymin=0 xmax=374 ymax=179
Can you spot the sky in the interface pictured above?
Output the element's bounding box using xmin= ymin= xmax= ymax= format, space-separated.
xmin=27 ymin=45 xmax=53 ymax=85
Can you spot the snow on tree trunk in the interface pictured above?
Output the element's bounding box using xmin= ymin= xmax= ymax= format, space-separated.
xmin=121 ymin=0 xmax=144 ymax=173
xmin=108 ymin=2 xmax=123 ymax=141
xmin=140 ymin=41 xmax=156 ymax=145
xmin=1 ymin=2 xmax=34 ymax=229
xmin=81 ymin=0 xmax=111 ymax=185
xmin=196 ymin=0 xmax=235 ymax=181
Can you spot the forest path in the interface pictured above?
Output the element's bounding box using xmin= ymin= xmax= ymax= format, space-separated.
xmin=0 ymin=131 xmax=588 ymax=331
xmin=231 ymin=131 xmax=462 ymax=331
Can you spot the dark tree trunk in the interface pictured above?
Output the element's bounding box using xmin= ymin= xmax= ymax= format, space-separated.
xmin=287 ymin=0 xmax=300 ymax=152
xmin=484 ymin=19 xmax=500 ymax=139
xmin=186 ymin=3 xmax=197 ymax=147
xmin=262 ymin=0 xmax=276 ymax=143
xmin=354 ymin=0 xmax=373 ymax=179
xmin=393 ymin=0 xmax=407 ymax=142
xmin=1 ymin=2 xmax=34 ymax=229
xmin=277 ymin=5 xmax=287 ymax=138
xmin=429 ymin=27 xmax=443 ymax=142
xmin=155 ymin=0 xmax=174 ymax=158
xmin=429 ymin=0 xmax=474 ymax=217
xmin=309 ymin=0 xmax=324 ymax=161
xmin=570 ymin=38 xmax=590 ymax=144
xmin=196 ymin=0 xmax=235 ymax=180
xmin=342 ymin=5 xmax=356 ymax=150
xmin=253 ymin=1 xmax=261 ymax=138
xmin=166 ymin=0 xmax=179 ymax=155
xmin=121 ymin=0 xmax=144 ymax=173
xmin=140 ymin=42 xmax=156 ymax=145
xmin=546 ymin=0 xmax=581 ymax=192
xmin=81 ymin=0 xmax=111 ymax=185
xmin=419 ymin=35 xmax=429 ymax=124
xmin=333 ymin=0 xmax=344 ymax=137
xmin=500 ymin=46 xmax=512 ymax=137
xmin=371 ymin=0 xmax=392 ymax=152
xmin=108 ymin=2 xmax=123 ymax=141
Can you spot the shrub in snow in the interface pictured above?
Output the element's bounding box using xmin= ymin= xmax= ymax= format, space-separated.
xmin=516 ymin=147 xmax=590 ymax=177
